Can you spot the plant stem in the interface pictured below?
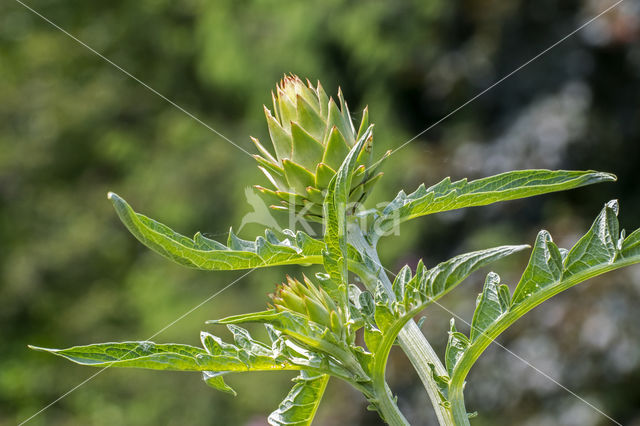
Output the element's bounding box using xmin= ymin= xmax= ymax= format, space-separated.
xmin=347 ymin=223 xmax=458 ymax=426
xmin=374 ymin=381 xmax=411 ymax=426
xmin=448 ymin=386 xmax=472 ymax=426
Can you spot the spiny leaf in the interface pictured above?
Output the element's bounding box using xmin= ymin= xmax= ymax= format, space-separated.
xmin=375 ymin=170 xmax=616 ymax=234
xmin=108 ymin=193 xmax=324 ymax=270
xmin=357 ymin=245 xmax=526 ymax=382
xmin=268 ymin=372 xmax=329 ymax=426
xmin=399 ymin=245 xmax=529 ymax=313
xmin=212 ymin=310 xmax=368 ymax=381
xmin=29 ymin=340 xmax=292 ymax=373
xmin=470 ymin=273 xmax=509 ymax=342
xmin=510 ymin=231 xmax=563 ymax=305
xmin=448 ymin=200 xmax=640 ymax=394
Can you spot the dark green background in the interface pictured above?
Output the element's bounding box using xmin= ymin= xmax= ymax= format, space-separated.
xmin=1 ymin=0 xmax=639 ymax=425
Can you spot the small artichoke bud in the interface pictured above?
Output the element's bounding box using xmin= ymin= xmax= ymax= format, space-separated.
xmin=251 ymin=75 xmax=389 ymax=221
xmin=269 ymin=275 xmax=344 ymax=335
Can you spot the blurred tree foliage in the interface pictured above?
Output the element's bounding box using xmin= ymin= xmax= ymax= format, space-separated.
xmin=1 ymin=0 xmax=639 ymax=425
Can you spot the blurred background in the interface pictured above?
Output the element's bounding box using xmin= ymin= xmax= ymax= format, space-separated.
xmin=1 ymin=0 xmax=639 ymax=425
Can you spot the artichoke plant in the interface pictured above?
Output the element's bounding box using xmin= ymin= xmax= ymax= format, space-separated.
xmin=252 ymin=75 xmax=389 ymax=220
xmin=31 ymin=74 xmax=640 ymax=426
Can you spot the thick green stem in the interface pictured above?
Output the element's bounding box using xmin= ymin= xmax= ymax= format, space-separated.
xmin=374 ymin=381 xmax=411 ymax=426
xmin=347 ymin=223 xmax=458 ymax=425
xmin=385 ymin=286 xmax=458 ymax=426
xmin=448 ymin=386 xmax=471 ymax=426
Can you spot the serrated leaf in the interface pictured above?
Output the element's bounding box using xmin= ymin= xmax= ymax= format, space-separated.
xmin=212 ymin=310 xmax=368 ymax=381
xmin=470 ymin=273 xmax=508 ymax=342
xmin=322 ymin=130 xmax=370 ymax=286
xmin=563 ymin=199 xmax=619 ymax=276
xmin=202 ymin=371 xmax=237 ymax=396
xmin=108 ymin=193 xmax=324 ymax=270
xmin=375 ymin=170 xmax=616 ymax=234
xmin=358 ymin=291 xmax=375 ymax=317
xmin=373 ymin=304 xmax=395 ymax=334
xmin=268 ymin=372 xmax=329 ymax=426
xmin=510 ymin=231 xmax=562 ymax=305
xmin=429 ymin=363 xmax=450 ymax=401
xmin=361 ymin=244 xmax=527 ymax=388
xmin=402 ymin=245 xmax=529 ymax=312
xmin=447 ymin=200 xmax=640 ymax=398
xmin=29 ymin=341 xmax=291 ymax=372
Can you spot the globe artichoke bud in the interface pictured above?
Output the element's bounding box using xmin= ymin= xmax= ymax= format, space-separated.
xmin=252 ymin=75 xmax=389 ymax=221
xmin=270 ymin=275 xmax=346 ymax=337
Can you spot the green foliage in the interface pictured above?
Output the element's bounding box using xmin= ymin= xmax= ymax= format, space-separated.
xmin=374 ymin=170 xmax=616 ymax=234
xmin=442 ymin=200 xmax=640 ymax=422
xmin=346 ymin=244 xmax=529 ymax=398
xmin=30 ymin=76 xmax=639 ymax=426
xmin=323 ymin=133 xmax=371 ymax=290
xmin=6 ymin=1 xmax=640 ymax=424
xmin=268 ymin=372 xmax=329 ymax=426
xmin=109 ymin=192 xmax=324 ymax=270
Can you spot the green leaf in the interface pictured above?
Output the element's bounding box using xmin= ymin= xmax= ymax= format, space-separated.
xmin=268 ymin=372 xmax=329 ymax=426
xmin=399 ymin=244 xmax=529 ymax=313
xmin=447 ymin=200 xmax=640 ymax=397
xmin=30 ymin=323 xmax=353 ymax=398
xmin=212 ymin=310 xmax=369 ymax=382
xmin=108 ymin=193 xmax=324 ymax=270
xmin=375 ymin=170 xmax=616 ymax=234
xmin=361 ymin=244 xmax=526 ymax=391
xmin=469 ymin=273 xmax=508 ymax=342
xmin=445 ymin=320 xmax=470 ymax=377
xmin=202 ymin=371 xmax=237 ymax=396
xmin=29 ymin=339 xmax=292 ymax=373
xmin=364 ymin=326 xmax=383 ymax=354
xmin=322 ymin=129 xmax=371 ymax=286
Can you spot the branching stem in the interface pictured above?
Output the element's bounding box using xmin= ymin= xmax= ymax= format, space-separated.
xmin=347 ymin=222 xmax=459 ymax=426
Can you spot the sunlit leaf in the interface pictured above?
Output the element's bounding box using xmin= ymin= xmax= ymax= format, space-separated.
xmin=446 ymin=200 xmax=640 ymax=402
xmin=375 ymin=170 xmax=615 ymax=234
xmin=323 ymin=130 xmax=371 ymax=286
xmin=268 ymin=371 xmax=329 ymax=426
xmin=29 ymin=339 xmax=290 ymax=373
xmin=212 ymin=310 xmax=369 ymax=382
xmin=109 ymin=192 xmax=324 ymax=270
